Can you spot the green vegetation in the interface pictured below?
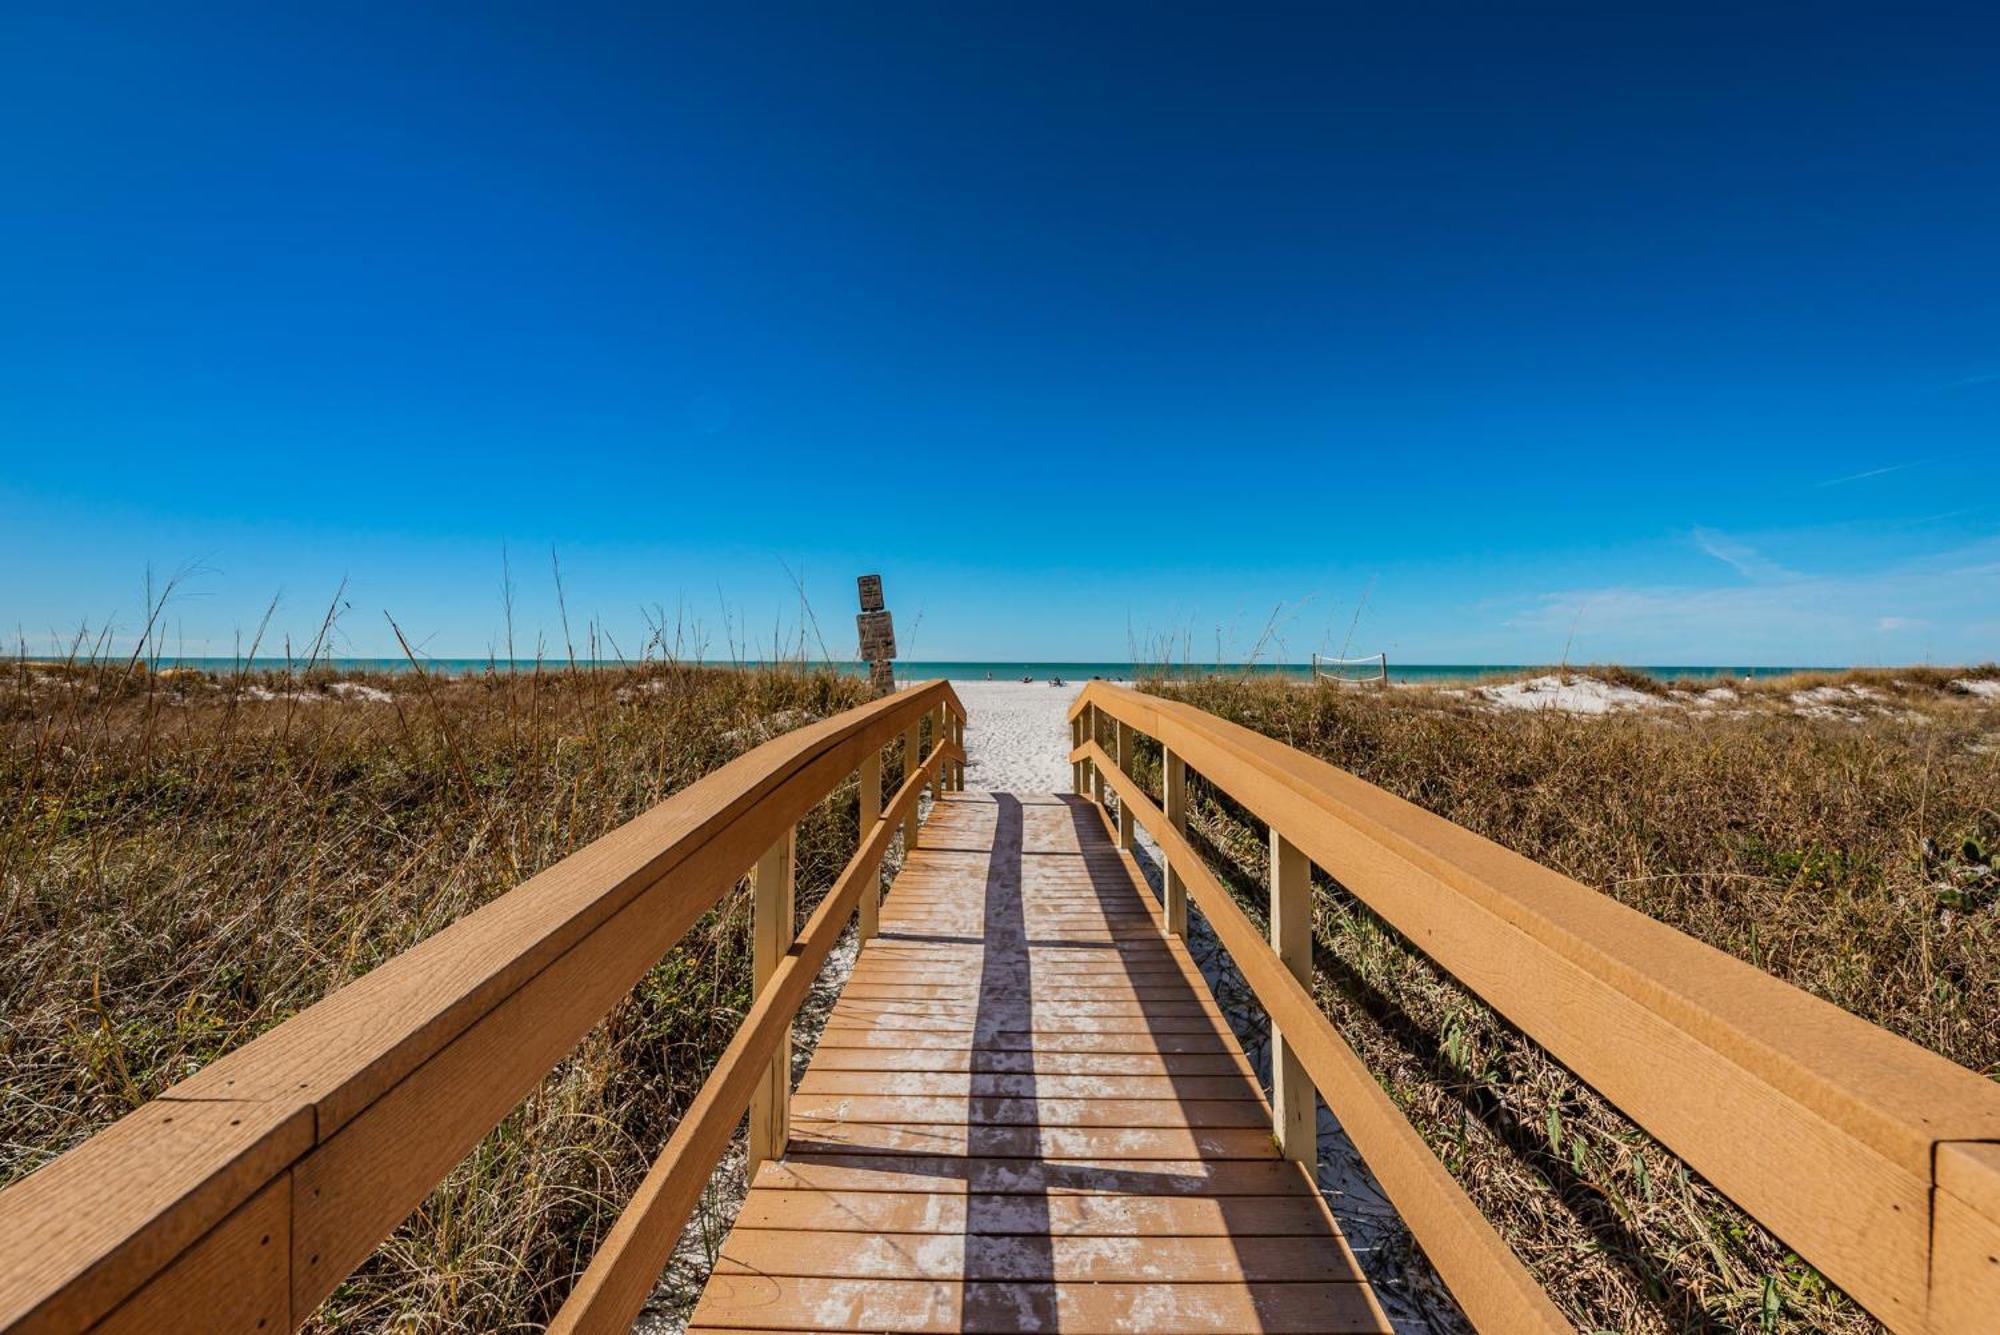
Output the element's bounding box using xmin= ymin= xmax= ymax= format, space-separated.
xmin=1 ymin=659 xmax=874 ymax=1331
xmin=1138 ymin=666 xmax=2000 ymax=1334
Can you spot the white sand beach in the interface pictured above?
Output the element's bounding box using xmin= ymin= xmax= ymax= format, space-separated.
xmin=943 ymin=678 xmax=1096 ymax=791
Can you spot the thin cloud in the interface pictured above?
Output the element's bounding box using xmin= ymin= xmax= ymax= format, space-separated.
xmin=1815 ymin=462 xmax=1914 ymax=488
xmin=1507 ymin=537 xmax=2000 ymax=662
xmin=1691 ymin=528 xmax=1800 ymax=582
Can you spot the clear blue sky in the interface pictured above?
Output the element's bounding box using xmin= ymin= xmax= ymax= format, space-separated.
xmin=4 ymin=3 xmax=1996 ymax=665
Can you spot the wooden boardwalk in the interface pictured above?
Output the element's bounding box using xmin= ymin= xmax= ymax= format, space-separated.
xmin=12 ymin=683 xmax=2000 ymax=1333
xmin=688 ymin=790 xmax=1391 ymax=1334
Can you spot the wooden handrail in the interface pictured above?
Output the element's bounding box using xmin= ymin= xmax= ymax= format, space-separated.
xmin=0 ymin=681 xmax=965 ymax=1335
xmin=1069 ymin=681 xmax=2000 ymax=1335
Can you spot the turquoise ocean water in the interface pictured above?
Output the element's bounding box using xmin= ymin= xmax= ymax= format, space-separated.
xmin=137 ymin=658 xmax=1820 ymax=684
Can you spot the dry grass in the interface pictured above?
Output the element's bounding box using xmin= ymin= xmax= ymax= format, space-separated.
xmin=0 ymin=657 xmax=881 ymax=1332
xmin=1130 ymin=666 xmax=2000 ymax=1333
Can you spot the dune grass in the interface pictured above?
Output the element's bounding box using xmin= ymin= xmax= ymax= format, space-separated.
xmin=1 ymin=658 xmax=876 ymax=1331
xmin=1133 ymin=667 xmax=2000 ymax=1333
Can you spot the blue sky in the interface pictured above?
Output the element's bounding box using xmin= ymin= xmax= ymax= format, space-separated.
xmin=3 ymin=3 xmax=1996 ymax=665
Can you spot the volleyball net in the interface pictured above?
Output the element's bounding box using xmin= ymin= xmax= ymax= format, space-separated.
xmin=1311 ymin=652 xmax=1388 ymax=686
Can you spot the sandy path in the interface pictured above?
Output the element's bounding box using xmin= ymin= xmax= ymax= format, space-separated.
xmin=947 ymin=679 xmax=1092 ymax=790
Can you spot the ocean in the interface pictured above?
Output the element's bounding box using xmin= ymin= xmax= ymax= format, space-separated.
xmin=130 ymin=658 xmax=1822 ymax=684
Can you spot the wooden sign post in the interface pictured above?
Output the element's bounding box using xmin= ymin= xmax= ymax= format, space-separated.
xmin=856 ymin=574 xmax=897 ymax=695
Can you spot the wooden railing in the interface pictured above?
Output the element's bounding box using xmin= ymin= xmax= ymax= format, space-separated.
xmin=0 ymin=682 xmax=967 ymax=1335
xmin=1069 ymin=681 xmax=2000 ymax=1335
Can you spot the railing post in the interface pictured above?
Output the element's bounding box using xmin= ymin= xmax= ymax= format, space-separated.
xmin=1114 ymin=719 xmax=1135 ymax=850
xmin=1088 ymin=705 xmax=1106 ymax=808
xmin=902 ymin=716 xmax=922 ymax=851
xmin=951 ymin=712 xmax=966 ymax=790
xmin=749 ymin=827 xmax=796 ymax=1172
xmin=1269 ymin=830 xmax=1314 ymax=1163
xmin=1070 ymin=714 xmax=1083 ymax=793
xmin=931 ymin=702 xmax=948 ymax=800
xmin=858 ymin=747 xmax=883 ymax=941
xmin=1164 ymin=748 xmax=1187 ymax=936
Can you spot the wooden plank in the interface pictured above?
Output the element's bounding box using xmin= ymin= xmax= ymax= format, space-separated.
xmin=902 ymin=719 xmax=921 ymax=849
xmin=1269 ymin=830 xmax=1314 ymax=1163
xmin=1114 ymin=718 xmax=1135 ymax=849
xmin=858 ymin=746 xmax=883 ymax=941
xmin=812 ymin=1023 xmax=1232 ymax=1039
xmin=89 ymin=1175 xmax=289 ymax=1335
xmin=879 ymin=892 xmax=1155 ymax=905
xmin=861 ymin=929 xmax=1177 ymax=943
xmin=826 ymin=997 xmax=1227 ymax=1018
xmin=860 ymin=947 xmax=1193 ymax=966
xmin=1084 ymin=704 xmax=1101 ymax=807
xmin=1164 ymin=747 xmax=1188 ymax=936
xmin=689 ymin=1276 xmax=1385 ymax=1333
xmin=789 ymin=1094 xmax=1272 ymax=1128
xmin=822 ymin=1011 xmax=1232 ymax=1034
xmin=732 ymin=1188 xmax=1335 ymax=1235
xmin=879 ymin=910 xmax=1156 ymax=925
xmin=1933 ymin=1143 xmax=2000 ymax=1335
xmin=838 ymin=983 xmax=1218 ymax=1001
xmin=853 ymin=953 xmax=1193 ymax=969
xmin=896 ymin=892 xmax=1158 ymax=904
xmin=845 ymin=976 xmax=1199 ymax=993
xmin=749 ymin=829 xmax=797 ymax=1170
xmin=713 ymin=1229 xmax=1359 ymax=1282
xmin=880 ymin=893 xmax=1156 ymax=908
xmin=766 ymin=1155 xmax=1323 ymax=1196
xmin=884 ymin=893 xmax=1156 ymax=907
xmin=795 ymin=1071 xmax=1262 ymax=1100
xmin=804 ymin=1047 xmax=1254 ymax=1076
xmin=819 ymin=1013 xmax=1236 ymax=1036
xmin=837 ymin=969 xmax=1209 ymax=990
xmin=0 ymin=1099 xmax=309 ymax=1335
xmin=787 ymin=1120 xmax=1280 ymax=1160
xmin=1071 ymin=713 xmax=1084 ymax=794
xmin=811 ymin=1028 xmax=1241 ymax=1054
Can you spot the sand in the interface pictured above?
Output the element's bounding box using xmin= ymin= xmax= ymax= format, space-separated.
xmin=1458 ymin=673 xmax=1663 ymax=714
xmin=945 ymin=678 xmax=1095 ymax=791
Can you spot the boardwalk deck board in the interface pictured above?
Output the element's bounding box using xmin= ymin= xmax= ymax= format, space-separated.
xmin=686 ymin=791 xmax=1391 ymax=1334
